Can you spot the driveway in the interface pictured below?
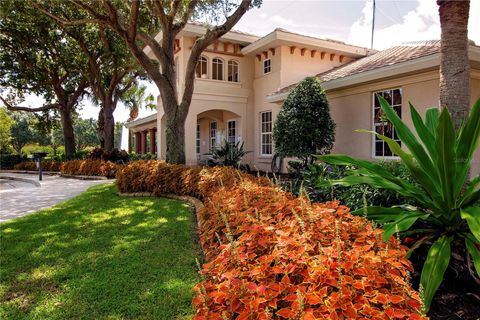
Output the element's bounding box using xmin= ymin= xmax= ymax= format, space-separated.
xmin=0 ymin=173 xmax=111 ymax=222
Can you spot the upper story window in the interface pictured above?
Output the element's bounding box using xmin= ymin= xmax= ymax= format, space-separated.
xmin=212 ymin=58 xmax=224 ymax=80
xmin=263 ymin=59 xmax=271 ymax=74
xmin=227 ymin=60 xmax=239 ymax=82
xmin=260 ymin=111 xmax=273 ymax=156
xmin=196 ymin=56 xmax=208 ymax=78
xmin=373 ymin=88 xmax=402 ymax=157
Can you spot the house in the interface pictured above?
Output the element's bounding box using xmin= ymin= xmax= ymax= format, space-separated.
xmin=125 ymin=23 xmax=480 ymax=175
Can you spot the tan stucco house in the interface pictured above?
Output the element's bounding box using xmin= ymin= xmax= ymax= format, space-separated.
xmin=125 ymin=23 xmax=480 ymax=175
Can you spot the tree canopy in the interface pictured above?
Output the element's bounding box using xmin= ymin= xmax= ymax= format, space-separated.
xmin=0 ymin=0 xmax=89 ymax=156
xmin=273 ymin=77 xmax=336 ymax=161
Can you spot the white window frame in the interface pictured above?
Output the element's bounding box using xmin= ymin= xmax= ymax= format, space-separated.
xmin=212 ymin=57 xmax=224 ymax=81
xmin=372 ymin=88 xmax=402 ymax=159
xmin=196 ymin=123 xmax=200 ymax=155
xmin=260 ymin=111 xmax=273 ymax=156
xmin=227 ymin=60 xmax=240 ymax=82
xmin=227 ymin=120 xmax=237 ymax=145
xmin=196 ymin=56 xmax=208 ymax=79
xmin=210 ymin=121 xmax=217 ymax=152
xmin=263 ymin=58 xmax=271 ymax=74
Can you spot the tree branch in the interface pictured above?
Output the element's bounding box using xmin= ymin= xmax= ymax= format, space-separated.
xmin=173 ymin=0 xmax=198 ymax=33
xmin=127 ymin=0 xmax=140 ymax=42
xmin=0 ymin=96 xmax=58 ymax=112
xmin=32 ymin=1 xmax=104 ymax=26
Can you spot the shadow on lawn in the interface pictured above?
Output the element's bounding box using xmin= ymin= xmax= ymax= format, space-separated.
xmin=0 ymin=184 xmax=201 ymax=320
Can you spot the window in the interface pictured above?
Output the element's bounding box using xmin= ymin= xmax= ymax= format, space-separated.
xmin=260 ymin=111 xmax=272 ymax=156
xmin=227 ymin=60 xmax=239 ymax=82
xmin=227 ymin=120 xmax=236 ymax=145
xmin=196 ymin=56 xmax=208 ymax=78
xmin=210 ymin=121 xmax=217 ymax=152
xmin=212 ymin=58 xmax=224 ymax=80
xmin=373 ymin=88 xmax=402 ymax=157
xmin=196 ymin=123 xmax=200 ymax=155
xmin=263 ymin=59 xmax=271 ymax=74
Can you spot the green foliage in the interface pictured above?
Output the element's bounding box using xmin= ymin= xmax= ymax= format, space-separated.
xmin=289 ymin=161 xmax=418 ymax=210
xmin=74 ymin=117 xmax=100 ymax=150
xmin=273 ymin=77 xmax=335 ymax=161
xmin=320 ymin=97 xmax=480 ymax=311
xmin=128 ymin=152 xmax=156 ymax=161
xmin=0 ymin=108 xmax=13 ymax=153
xmin=9 ymin=111 xmax=50 ymax=153
xmin=208 ymin=139 xmax=250 ymax=168
xmin=0 ymin=153 xmax=28 ymax=169
xmin=0 ymin=184 xmax=201 ymax=319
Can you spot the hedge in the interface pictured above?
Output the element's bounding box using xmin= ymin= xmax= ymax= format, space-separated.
xmin=0 ymin=154 xmax=28 ymax=169
xmin=12 ymin=159 xmax=119 ymax=178
xmin=116 ymin=161 xmax=426 ymax=320
xmin=60 ymin=159 xmax=119 ymax=178
xmin=13 ymin=160 xmax=61 ymax=172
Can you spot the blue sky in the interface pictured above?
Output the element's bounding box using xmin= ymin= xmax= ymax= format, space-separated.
xmin=23 ymin=0 xmax=480 ymax=122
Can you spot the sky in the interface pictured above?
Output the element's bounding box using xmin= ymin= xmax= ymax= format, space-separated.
xmin=23 ymin=0 xmax=480 ymax=122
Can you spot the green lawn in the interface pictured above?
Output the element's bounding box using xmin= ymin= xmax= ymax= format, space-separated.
xmin=0 ymin=184 xmax=201 ymax=320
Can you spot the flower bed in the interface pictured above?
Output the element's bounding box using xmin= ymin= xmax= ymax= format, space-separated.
xmin=116 ymin=161 xmax=426 ymax=319
xmin=12 ymin=159 xmax=118 ymax=178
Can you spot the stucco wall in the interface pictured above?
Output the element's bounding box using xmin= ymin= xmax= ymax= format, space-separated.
xmin=327 ymin=68 xmax=480 ymax=176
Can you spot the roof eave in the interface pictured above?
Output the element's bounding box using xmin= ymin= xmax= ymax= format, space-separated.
xmin=243 ymin=29 xmax=370 ymax=57
xmin=124 ymin=113 xmax=158 ymax=128
xmin=266 ymin=53 xmax=442 ymax=103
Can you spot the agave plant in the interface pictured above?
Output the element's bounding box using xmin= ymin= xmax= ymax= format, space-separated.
xmin=208 ymin=139 xmax=250 ymax=168
xmin=318 ymin=96 xmax=480 ymax=311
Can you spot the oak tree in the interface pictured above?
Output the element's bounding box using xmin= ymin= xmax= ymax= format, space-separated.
xmin=0 ymin=1 xmax=88 ymax=156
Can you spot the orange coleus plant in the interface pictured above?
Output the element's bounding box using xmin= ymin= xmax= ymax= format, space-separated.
xmin=60 ymin=159 xmax=119 ymax=178
xmin=115 ymin=161 xmax=427 ymax=319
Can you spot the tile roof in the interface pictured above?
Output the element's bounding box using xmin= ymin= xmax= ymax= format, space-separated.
xmin=269 ymin=40 xmax=443 ymax=97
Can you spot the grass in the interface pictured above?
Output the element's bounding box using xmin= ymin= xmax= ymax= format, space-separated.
xmin=0 ymin=184 xmax=201 ymax=320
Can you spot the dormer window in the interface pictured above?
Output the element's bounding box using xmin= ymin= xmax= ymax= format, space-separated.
xmin=263 ymin=58 xmax=271 ymax=74
xmin=212 ymin=58 xmax=224 ymax=80
xmin=196 ymin=56 xmax=208 ymax=78
xmin=227 ymin=60 xmax=239 ymax=82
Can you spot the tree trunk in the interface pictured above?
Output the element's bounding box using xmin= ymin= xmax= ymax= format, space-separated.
xmin=165 ymin=110 xmax=186 ymax=164
xmin=60 ymin=107 xmax=76 ymax=157
xmin=437 ymin=0 xmax=470 ymax=130
xmin=102 ymin=102 xmax=115 ymax=151
xmin=97 ymin=108 xmax=105 ymax=149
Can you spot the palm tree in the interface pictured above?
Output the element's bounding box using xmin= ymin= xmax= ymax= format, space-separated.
xmin=437 ymin=0 xmax=470 ymax=130
xmin=121 ymin=83 xmax=156 ymax=122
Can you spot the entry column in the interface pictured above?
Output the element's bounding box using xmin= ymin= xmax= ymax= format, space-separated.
xmin=141 ymin=130 xmax=147 ymax=154
xmin=135 ymin=132 xmax=141 ymax=153
xmin=149 ymin=128 xmax=156 ymax=155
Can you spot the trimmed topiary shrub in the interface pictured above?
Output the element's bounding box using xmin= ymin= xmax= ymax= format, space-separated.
xmin=273 ymin=77 xmax=335 ymax=165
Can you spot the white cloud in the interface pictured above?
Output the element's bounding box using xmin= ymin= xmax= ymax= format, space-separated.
xmin=347 ymin=0 xmax=479 ymax=50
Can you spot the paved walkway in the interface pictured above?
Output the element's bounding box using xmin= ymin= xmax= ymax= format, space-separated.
xmin=0 ymin=173 xmax=111 ymax=222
